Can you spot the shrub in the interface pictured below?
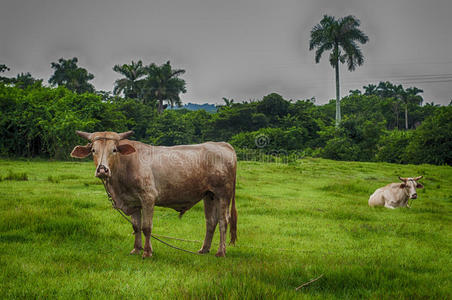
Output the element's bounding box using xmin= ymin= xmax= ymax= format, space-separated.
xmin=376 ymin=130 xmax=413 ymax=163
xmin=230 ymin=127 xmax=308 ymax=151
xmin=256 ymin=93 xmax=290 ymax=120
xmin=321 ymin=136 xmax=361 ymax=161
xmin=404 ymin=107 xmax=452 ymax=165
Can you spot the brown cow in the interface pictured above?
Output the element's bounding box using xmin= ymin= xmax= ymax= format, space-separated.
xmin=368 ymin=176 xmax=424 ymax=209
xmin=71 ymin=131 xmax=237 ymax=258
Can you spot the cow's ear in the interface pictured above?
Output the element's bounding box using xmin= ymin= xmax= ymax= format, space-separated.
xmin=117 ymin=144 xmax=136 ymax=155
xmin=416 ymin=183 xmax=424 ymax=189
xmin=71 ymin=145 xmax=91 ymax=158
xmin=400 ymin=183 xmax=406 ymax=188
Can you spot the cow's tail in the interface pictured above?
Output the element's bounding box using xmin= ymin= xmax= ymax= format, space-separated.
xmin=229 ymin=171 xmax=237 ymax=245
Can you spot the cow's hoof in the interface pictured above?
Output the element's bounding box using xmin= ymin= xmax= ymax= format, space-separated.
xmin=198 ymin=248 xmax=210 ymax=254
xmin=215 ymin=251 xmax=225 ymax=257
xmin=142 ymin=251 xmax=153 ymax=259
xmin=130 ymin=248 xmax=142 ymax=255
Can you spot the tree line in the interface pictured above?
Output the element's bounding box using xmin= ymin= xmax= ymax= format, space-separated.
xmin=0 ymin=60 xmax=450 ymax=165
xmin=0 ymin=12 xmax=450 ymax=165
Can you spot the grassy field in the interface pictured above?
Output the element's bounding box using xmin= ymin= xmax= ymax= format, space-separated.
xmin=0 ymin=158 xmax=451 ymax=299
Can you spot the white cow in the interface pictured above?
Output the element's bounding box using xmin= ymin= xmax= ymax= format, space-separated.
xmin=369 ymin=176 xmax=424 ymax=209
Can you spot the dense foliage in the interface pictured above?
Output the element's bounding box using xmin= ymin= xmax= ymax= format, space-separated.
xmin=0 ymin=80 xmax=450 ymax=165
xmin=0 ymin=58 xmax=450 ymax=165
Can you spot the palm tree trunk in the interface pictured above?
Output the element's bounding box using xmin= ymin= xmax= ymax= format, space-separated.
xmin=335 ymin=60 xmax=341 ymax=127
xmin=395 ymin=105 xmax=399 ymax=129
xmin=404 ymin=104 xmax=408 ymax=130
xmin=158 ymin=100 xmax=163 ymax=114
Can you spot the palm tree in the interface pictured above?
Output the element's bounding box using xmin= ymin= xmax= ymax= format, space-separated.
xmin=113 ymin=60 xmax=146 ymax=99
xmin=143 ymin=61 xmax=186 ymax=113
xmin=222 ymin=97 xmax=235 ymax=107
xmin=363 ymin=84 xmax=378 ymax=95
xmin=403 ymin=87 xmax=423 ymax=129
xmin=392 ymin=84 xmax=406 ymax=130
xmin=309 ymin=15 xmax=369 ymax=127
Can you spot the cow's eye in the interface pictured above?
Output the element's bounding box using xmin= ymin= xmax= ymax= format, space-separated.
xmin=91 ymin=149 xmax=95 ymax=153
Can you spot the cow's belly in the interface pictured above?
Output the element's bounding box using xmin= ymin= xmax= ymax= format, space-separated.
xmin=155 ymin=189 xmax=206 ymax=212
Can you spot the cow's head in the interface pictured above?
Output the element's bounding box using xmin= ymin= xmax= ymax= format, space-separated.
xmin=70 ymin=131 xmax=136 ymax=178
xmin=398 ymin=176 xmax=424 ymax=199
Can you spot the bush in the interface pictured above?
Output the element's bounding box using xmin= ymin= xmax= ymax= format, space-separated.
xmin=376 ymin=130 xmax=413 ymax=163
xmin=256 ymin=93 xmax=290 ymax=120
xmin=319 ymin=115 xmax=385 ymax=161
xmin=321 ymin=136 xmax=361 ymax=161
xmin=404 ymin=107 xmax=452 ymax=165
xmin=0 ymin=84 xmax=129 ymax=158
xmin=230 ymin=127 xmax=308 ymax=151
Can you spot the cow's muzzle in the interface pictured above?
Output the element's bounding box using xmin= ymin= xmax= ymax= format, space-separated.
xmin=410 ymin=193 xmax=417 ymax=199
xmin=96 ymin=164 xmax=110 ymax=178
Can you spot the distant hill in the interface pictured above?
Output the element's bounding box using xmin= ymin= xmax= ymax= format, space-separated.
xmin=169 ymin=102 xmax=217 ymax=113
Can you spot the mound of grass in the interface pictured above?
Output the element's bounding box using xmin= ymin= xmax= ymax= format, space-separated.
xmin=2 ymin=170 xmax=28 ymax=181
xmin=47 ymin=175 xmax=60 ymax=183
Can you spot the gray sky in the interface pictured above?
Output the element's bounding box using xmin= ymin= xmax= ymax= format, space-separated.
xmin=1 ymin=0 xmax=451 ymax=105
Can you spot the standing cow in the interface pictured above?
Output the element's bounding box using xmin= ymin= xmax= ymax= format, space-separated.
xmin=368 ymin=176 xmax=424 ymax=209
xmin=71 ymin=131 xmax=237 ymax=258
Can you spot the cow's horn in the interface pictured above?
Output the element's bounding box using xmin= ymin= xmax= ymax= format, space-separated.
xmin=119 ymin=131 xmax=134 ymax=140
xmin=398 ymin=176 xmax=407 ymax=182
xmin=76 ymin=130 xmax=92 ymax=140
xmin=414 ymin=176 xmax=423 ymax=181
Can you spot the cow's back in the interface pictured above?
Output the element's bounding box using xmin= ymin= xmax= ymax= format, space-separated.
xmin=146 ymin=142 xmax=236 ymax=209
xmin=369 ymin=187 xmax=385 ymax=206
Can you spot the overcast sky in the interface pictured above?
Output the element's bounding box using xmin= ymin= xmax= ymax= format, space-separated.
xmin=1 ymin=0 xmax=451 ymax=105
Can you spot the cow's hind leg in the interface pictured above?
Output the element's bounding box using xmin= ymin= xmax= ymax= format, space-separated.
xmin=215 ymin=195 xmax=229 ymax=257
xmin=198 ymin=193 xmax=218 ymax=254
xmin=142 ymin=200 xmax=155 ymax=259
xmin=130 ymin=210 xmax=143 ymax=255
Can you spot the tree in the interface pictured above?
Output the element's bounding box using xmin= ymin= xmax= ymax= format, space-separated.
xmin=403 ymin=87 xmax=423 ymax=129
xmin=13 ymin=73 xmax=43 ymax=89
xmin=0 ymin=64 xmax=9 ymax=73
xmin=0 ymin=64 xmax=11 ymax=84
xmin=222 ymin=97 xmax=235 ymax=107
xmin=49 ymin=57 xmax=95 ymax=94
xmin=405 ymin=107 xmax=452 ymax=165
xmin=349 ymin=89 xmax=362 ymax=96
xmin=376 ymin=130 xmax=413 ymax=164
xmin=374 ymin=81 xmax=403 ymax=129
xmin=113 ymin=60 xmax=146 ymax=99
xmin=309 ymin=15 xmax=369 ymax=127
xmin=256 ymin=93 xmax=290 ymax=120
xmin=374 ymin=82 xmax=423 ymax=129
xmin=142 ymin=61 xmax=186 ymax=113
xmin=363 ymin=84 xmax=377 ymax=95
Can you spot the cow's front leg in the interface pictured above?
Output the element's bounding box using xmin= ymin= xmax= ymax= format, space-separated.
xmin=384 ymin=203 xmax=396 ymax=209
xmin=141 ymin=199 xmax=155 ymax=259
xmin=130 ymin=210 xmax=142 ymax=255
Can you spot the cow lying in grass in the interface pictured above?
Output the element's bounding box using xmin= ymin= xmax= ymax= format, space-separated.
xmin=71 ymin=130 xmax=237 ymax=258
xmin=368 ymin=176 xmax=424 ymax=209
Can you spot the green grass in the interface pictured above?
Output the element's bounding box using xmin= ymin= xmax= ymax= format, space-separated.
xmin=0 ymin=158 xmax=451 ymax=299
